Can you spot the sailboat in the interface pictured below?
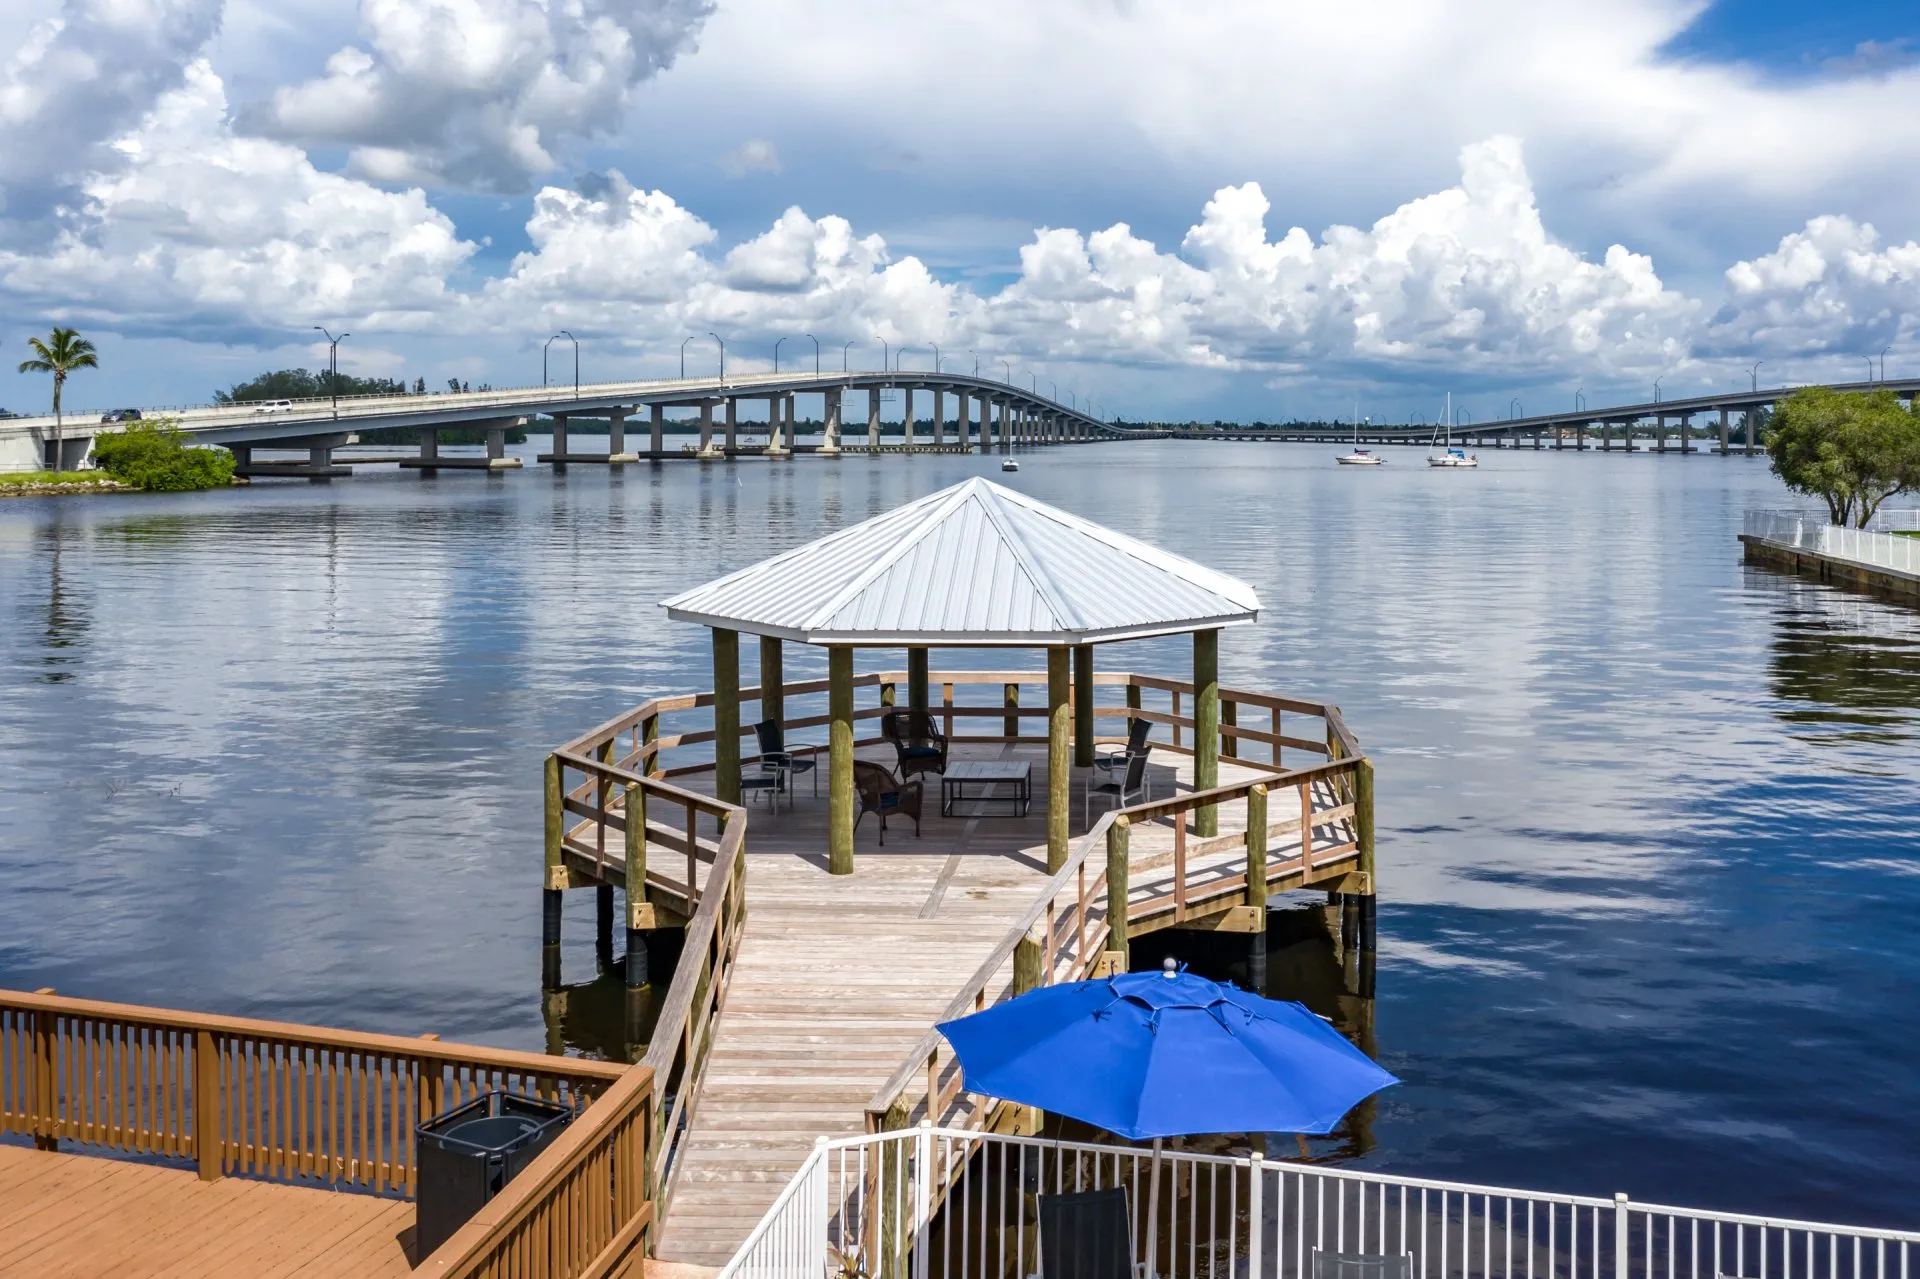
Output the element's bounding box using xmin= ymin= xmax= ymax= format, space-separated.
xmin=1336 ymin=402 xmax=1384 ymax=465
xmin=1427 ymin=393 xmax=1478 ymax=468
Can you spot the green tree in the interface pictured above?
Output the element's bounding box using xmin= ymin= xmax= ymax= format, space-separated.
xmin=1766 ymin=386 xmax=1920 ymax=527
xmin=91 ymin=418 xmax=235 ymax=491
xmin=17 ymin=327 xmax=99 ymax=472
xmin=214 ymin=368 xmax=410 ymax=403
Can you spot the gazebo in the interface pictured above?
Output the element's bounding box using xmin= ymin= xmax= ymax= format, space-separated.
xmin=661 ymin=477 xmax=1261 ymax=873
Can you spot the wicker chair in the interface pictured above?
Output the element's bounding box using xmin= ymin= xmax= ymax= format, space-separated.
xmin=853 ymin=760 xmax=922 ymax=845
xmin=881 ymin=710 xmax=948 ymax=780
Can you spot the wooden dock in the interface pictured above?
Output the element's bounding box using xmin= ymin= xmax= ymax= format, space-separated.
xmin=548 ymin=671 xmax=1374 ymax=1267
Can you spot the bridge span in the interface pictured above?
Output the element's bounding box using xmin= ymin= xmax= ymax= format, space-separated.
xmin=0 ymin=370 xmax=1118 ymax=477
xmin=1152 ymin=377 xmax=1920 ymax=455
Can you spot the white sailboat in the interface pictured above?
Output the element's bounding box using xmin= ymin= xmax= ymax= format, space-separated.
xmin=1336 ymin=402 xmax=1384 ymax=465
xmin=1427 ymin=393 xmax=1479 ymax=468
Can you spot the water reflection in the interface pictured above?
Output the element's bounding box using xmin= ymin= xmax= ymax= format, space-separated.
xmin=1756 ymin=568 xmax=1920 ymax=746
xmin=539 ymin=929 xmax=683 ymax=1063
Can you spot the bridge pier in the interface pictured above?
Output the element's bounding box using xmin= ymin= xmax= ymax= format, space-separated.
xmin=1679 ymin=412 xmax=1692 ymax=454
xmin=231 ymin=433 xmax=354 ymax=480
xmin=1746 ymin=409 xmax=1759 ymax=455
xmin=402 ymin=418 xmax=526 ymax=471
xmin=868 ymin=389 xmax=881 ymax=450
xmin=901 ymin=386 xmax=914 ymax=449
xmin=1719 ymin=407 xmax=1730 ymax=455
xmin=821 ymin=389 xmax=843 ymax=455
xmin=698 ymin=402 xmax=720 ymax=459
xmin=769 ymin=395 xmax=792 ymax=457
xmin=933 ymin=389 xmax=945 ymax=448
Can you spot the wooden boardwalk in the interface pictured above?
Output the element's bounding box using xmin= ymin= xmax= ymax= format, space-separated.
xmin=0 ymin=1143 xmax=415 ymax=1277
xmin=644 ymin=743 xmax=1330 ymax=1265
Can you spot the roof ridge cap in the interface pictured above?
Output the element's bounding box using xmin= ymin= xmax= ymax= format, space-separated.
xmin=974 ymin=484 xmax=1081 ymax=632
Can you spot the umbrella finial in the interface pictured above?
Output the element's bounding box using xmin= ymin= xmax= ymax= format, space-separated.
xmin=1162 ymin=957 xmax=1178 ymax=978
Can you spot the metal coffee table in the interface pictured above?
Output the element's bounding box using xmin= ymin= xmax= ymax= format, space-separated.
xmin=941 ymin=761 xmax=1032 ymax=818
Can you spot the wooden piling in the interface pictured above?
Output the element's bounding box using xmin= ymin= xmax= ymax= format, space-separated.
xmin=759 ymin=636 xmax=784 ymax=730
xmin=1246 ymin=783 xmax=1268 ymax=911
xmin=828 ymin=646 xmax=854 ymax=875
xmin=1193 ymin=629 xmax=1220 ymax=837
xmin=1047 ymin=648 xmax=1070 ymax=873
xmin=712 ymin=628 xmax=740 ymax=805
xmin=625 ymin=780 xmax=649 ymax=986
xmin=1003 ymin=682 xmax=1019 ymax=739
xmin=907 ymin=648 xmax=929 ymax=716
xmin=1072 ymin=644 xmax=1094 ymax=768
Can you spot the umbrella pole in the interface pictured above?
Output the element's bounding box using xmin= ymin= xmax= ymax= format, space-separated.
xmin=1144 ymin=1137 xmax=1164 ymax=1278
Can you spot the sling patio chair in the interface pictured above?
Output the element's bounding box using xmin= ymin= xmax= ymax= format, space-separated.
xmin=853 ymin=759 xmax=922 ymax=845
xmin=881 ymin=709 xmax=949 ymax=780
xmin=753 ymin=719 xmax=818 ymax=798
xmin=1084 ymin=745 xmax=1151 ymax=826
xmin=1093 ymin=716 xmax=1154 ymax=796
xmin=1038 ymin=1186 xmax=1135 ymax=1279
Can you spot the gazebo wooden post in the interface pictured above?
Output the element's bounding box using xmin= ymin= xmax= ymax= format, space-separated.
xmin=828 ymin=646 xmax=855 ymax=875
xmin=1194 ymin=628 xmax=1220 ymax=837
xmin=907 ymin=647 xmax=929 ymax=716
xmin=759 ymin=636 xmax=784 ymax=732
xmin=1072 ymin=644 xmax=1094 ymax=768
xmin=1047 ymin=646 xmax=1070 ymax=872
xmin=713 ymin=628 xmax=741 ymax=805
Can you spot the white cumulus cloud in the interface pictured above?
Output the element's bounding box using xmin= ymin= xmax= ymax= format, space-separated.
xmin=0 ymin=0 xmax=221 ymax=231
xmin=1707 ymin=216 xmax=1920 ymax=360
xmin=244 ymin=0 xmax=715 ymax=192
xmin=718 ymin=138 xmax=781 ymax=178
xmin=0 ymin=61 xmax=474 ymax=340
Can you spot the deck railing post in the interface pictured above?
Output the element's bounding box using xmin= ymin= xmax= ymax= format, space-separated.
xmin=1248 ymin=1152 xmax=1264 ymax=1279
xmin=1615 ymin=1193 xmax=1630 ymax=1279
xmin=1105 ymin=816 xmax=1131 ymax=968
xmin=1222 ymin=697 xmax=1237 ymax=759
xmin=194 ymin=1028 xmax=223 ymax=1180
xmin=642 ymin=712 xmax=660 ymax=776
xmin=625 ymin=781 xmax=649 ymax=987
xmin=543 ymin=754 xmax=565 ymax=989
xmin=913 ymin=1121 xmax=935 ymax=1279
xmin=1246 ymin=783 xmax=1268 ymax=910
xmin=31 ymin=1005 xmax=57 ymax=1150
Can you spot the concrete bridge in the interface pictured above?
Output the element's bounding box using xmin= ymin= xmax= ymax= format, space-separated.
xmin=0 ymin=370 xmax=1119 ymax=477
xmin=1150 ymin=376 xmax=1920 ymax=454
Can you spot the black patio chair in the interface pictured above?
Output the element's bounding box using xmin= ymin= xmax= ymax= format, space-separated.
xmin=754 ymin=719 xmax=818 ymax=798
xmin=1311 ymin=1251 xmax=1414 ymax=1279
xmin=881 ymin=710 xmax=948 ymax=780
xmin=1085 ymin=745 xmax=1151 ymax=826
xmin=1093 ymin=716 xmax=1154 ymax=787
xmin=853 ymin=760 xmax=922 ymax=845
xmin=1038 ymin=1186 xmax=1134 ymax=1279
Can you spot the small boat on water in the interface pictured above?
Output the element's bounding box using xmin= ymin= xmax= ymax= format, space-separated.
xmin=1427 ymin=393 xmax=1479 ymax=468
xmin=1337 ymin=399 xmax=1384 ymax=464
xmin=1001 ymin=458 xmax=1019 ymax=472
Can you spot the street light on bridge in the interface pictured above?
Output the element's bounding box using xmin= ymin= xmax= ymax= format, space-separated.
xmin=930 ymin=344 xmax=941 ymax=373
xmin=680 ymin=336 xmax=695 ymax=379
xmin=1509 ymin=397 xmax=1522 ymax=420
xmin=842 ymin=341 xmax=856 ymax=372
xmin=773 ymin=336 xmax=788 ymax=373
xmin=806 ymin=334 xmax=820 ymax=375
xmin=709 ymin=333 xmax=726 ymax=384
xmin=1881 ymin=347 xmax=1892 ymax=381
xmin=1575 ymin=389 xmax=1585 ymax=412
xmin=544 ymin=331 xmax=578 ymax=397
xmin=1749 ymin=360 xmax=1763 ymax=393
xmin=1001 ymin=360 xmax=1011 ymax=384
xmin=314 ymin=327 xmax=349 ymax=418
xmin=1653 ymin=377 xmax=1663 ymax=404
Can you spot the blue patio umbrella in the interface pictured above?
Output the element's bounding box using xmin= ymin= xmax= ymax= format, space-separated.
xmin=936 ymin=961 xmax=1397 ymax=1140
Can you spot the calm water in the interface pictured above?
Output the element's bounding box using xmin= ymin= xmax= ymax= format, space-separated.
xmin=3 ymin=442 xmax=1916 ymax=1226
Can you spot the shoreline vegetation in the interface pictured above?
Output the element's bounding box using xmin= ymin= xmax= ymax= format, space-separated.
xmin=0 ymin=470 xmax=132 ymax=497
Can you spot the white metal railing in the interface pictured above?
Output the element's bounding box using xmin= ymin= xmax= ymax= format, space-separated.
xmin=715 ymin=1127 xmax=1920 ymax=1279
xmin=1744 ymin=510 xmax=1920 ymax=577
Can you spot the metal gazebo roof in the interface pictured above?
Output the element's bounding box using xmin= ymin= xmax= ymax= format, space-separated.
xmin=661 ymin=477 xmax=1260 ymax=646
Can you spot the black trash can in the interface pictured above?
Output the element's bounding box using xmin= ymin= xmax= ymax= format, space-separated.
xmin=415 ymin=1089 xmax=573 ymax=1256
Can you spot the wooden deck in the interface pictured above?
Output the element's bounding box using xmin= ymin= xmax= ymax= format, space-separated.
xmin=642 ymin=742 xmax=1329 ymax=1266
xmin=0 ymin=1143 xmax=415 ymax=1277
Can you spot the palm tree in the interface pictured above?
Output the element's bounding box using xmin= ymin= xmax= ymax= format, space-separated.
xmin=18 ymin=327 xmax=99 ymax=472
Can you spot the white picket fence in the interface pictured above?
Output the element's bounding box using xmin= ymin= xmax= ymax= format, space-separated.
xmin=715 ymin=1127 xmax=1918 ymax=1279
xmin=1744 ymin=511 xmax=1920 ymax=576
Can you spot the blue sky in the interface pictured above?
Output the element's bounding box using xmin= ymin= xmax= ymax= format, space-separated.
xmin=2 ymin=0 xmax=1918 ymax=423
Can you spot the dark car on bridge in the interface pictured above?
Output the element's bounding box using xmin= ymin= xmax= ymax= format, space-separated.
xmin=99 ymin=408 xmax=143 ymax=423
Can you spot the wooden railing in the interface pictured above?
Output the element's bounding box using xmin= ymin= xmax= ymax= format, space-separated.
xmin=0 ymin=988 xmax=625 ymax=1193
xmin=857 ymin=696 xmax=1372 ymax=1138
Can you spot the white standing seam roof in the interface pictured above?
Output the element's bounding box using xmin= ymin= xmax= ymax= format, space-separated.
xmin=661 ymin=477 xmax=1261 ymax=645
